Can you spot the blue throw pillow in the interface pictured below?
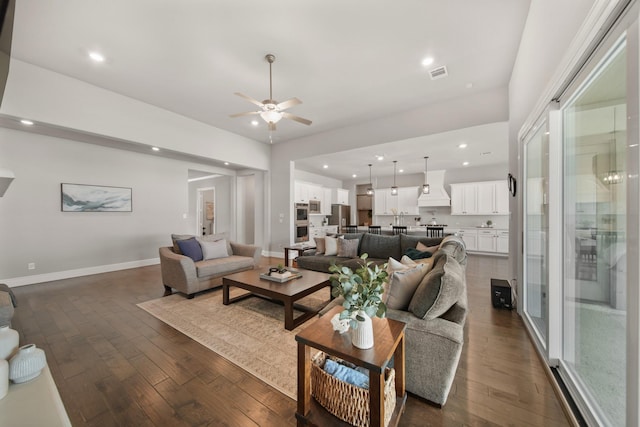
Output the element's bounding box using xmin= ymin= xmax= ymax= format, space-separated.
xmin=404 ymin=248 xmax=433 ymax=260
xmin=177 ymin=237 xmax=203 ymax=262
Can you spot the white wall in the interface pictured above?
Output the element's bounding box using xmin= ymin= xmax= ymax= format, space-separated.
xmin=508 ymin=0 xmax=598 ymax=284
xmin=0 ymin=127 xmax=236 ymax=285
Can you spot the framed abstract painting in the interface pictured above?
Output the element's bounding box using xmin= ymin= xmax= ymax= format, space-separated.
xmin=61 ymin=183 xmax=132 ymax=212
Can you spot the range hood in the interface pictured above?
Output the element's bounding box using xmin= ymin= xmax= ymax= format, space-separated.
xmin=418 ymin=170 xmax=451 ymax=207
xmin=0 ymin=168 xmax=15 ymax=197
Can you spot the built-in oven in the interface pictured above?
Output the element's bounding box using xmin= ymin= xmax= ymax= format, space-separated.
xmin=295 ymin=203 xmax=309 ymax=222
xmin=294 ymin=203 xmax=310 ymax=243
xmin=295 ymin=224 xmax=309 ymax=243
xmin=309 ymin=199 xmax=321 ymax=214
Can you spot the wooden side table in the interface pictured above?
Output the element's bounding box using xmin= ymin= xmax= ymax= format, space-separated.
xmin=284 ymin=244 xmax=315 ymax=267
xmin=295 ymin=306 xmax=407 ymax=427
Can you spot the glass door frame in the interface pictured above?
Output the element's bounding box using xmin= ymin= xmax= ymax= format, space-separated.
xmin=554 ymin=10 xmax=639 ymax=424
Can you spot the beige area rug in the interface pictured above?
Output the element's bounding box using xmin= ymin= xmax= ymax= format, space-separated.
xmin=137 ymin=287 xmax=331 ymax=400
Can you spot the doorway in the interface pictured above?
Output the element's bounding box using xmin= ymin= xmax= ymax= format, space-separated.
xmin=197 ymin=187 xmax=215 ymax=236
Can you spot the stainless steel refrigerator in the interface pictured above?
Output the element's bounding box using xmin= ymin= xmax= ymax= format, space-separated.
xmin=329 ymin=204 xmax=351 ymax=230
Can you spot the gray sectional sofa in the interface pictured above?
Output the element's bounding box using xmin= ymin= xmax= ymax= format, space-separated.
xmin=159 ymin=233 xmax=261 ymax=298
xmin=296 ymin=232 xmax=444 ymax=273
xmin=307 ymin=233 xmax=468 ymax=406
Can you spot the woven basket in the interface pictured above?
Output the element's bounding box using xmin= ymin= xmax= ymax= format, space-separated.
xmin=310 ymin=351 xmax=396 ymax=427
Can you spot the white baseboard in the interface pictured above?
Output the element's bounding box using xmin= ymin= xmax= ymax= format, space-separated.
xmin=1 ymin=258 xmax=160 ymax=287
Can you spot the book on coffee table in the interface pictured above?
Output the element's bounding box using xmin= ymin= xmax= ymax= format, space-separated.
xmin=260 ymin=270 xmax=303 ymax=283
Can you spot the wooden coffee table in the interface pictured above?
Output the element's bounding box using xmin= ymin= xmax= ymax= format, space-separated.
xmin=222 ymin=269 xmax=332 ymax=331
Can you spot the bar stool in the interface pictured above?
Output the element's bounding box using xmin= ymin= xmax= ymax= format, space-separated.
xmin=426 ymin=226 xmax=444 ymax=237
xmin=368 ymin=225 xmax=382 ymax=234
xmin=343 ymin=225 xmax=359 ymax=233
xmin=392 ymin=226 xmax=407 ymax=235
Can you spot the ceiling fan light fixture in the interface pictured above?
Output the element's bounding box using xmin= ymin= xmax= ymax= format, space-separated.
xmin=260 ymin=110 xmax=282 ymax=124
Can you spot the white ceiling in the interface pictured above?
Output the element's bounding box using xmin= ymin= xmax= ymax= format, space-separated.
xmin=9 ymin=0 xmax=530 ymax=176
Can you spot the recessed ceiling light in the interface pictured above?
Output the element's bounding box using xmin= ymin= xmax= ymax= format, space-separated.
xmin=151 ymin=147 xmax=160 ymax=151
xmin=458 ymin=143 xmax=467 ymax=149
xmin=376 ymin=155 xmax=384 ymax=161
xmin=20 ymin=119 xmax=34 ymax=126
xmin=352 ymin=174 xmax=357 ymax=178
xmin=421 ymin=57 xmax=434 ymax=67
xmin=462 ymin=161 xmax=470 ymax=166
xmin=224 ymin=162 xmax=230 ymax=166
xmin=399 ymin=169 xmax=404 ymax=173
xmin=251 ymin=120 xmax=259 ymax=126
xmin=89 ymin=51 xmax=105 ymax=62
xmin=323 ymin=164 xmax=329 ymax=169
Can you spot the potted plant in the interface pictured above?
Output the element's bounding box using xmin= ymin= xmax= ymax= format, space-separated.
xmin=486 ymin=220 xmax=493 ymax=227
xmin=328 ymin=254 xmax=388 ymax=349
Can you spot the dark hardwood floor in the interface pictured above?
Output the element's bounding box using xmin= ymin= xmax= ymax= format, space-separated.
xmin=10 ymin=255 xmax=570 ymax=426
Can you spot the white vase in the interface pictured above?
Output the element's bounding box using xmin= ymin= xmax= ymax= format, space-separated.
xmin=0 ymin=325 xmax=19 ymax=359
xmin=9 ymin=344 xmax=46 ymax=384
xmin=351 ymin=310 xmax=374 ymax=349
xmin=0 ymin=359 xmax=8 ymax=400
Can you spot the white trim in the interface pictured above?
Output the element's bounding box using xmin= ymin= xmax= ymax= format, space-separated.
xmin=1 ymin=258 xmax=160 ymax=287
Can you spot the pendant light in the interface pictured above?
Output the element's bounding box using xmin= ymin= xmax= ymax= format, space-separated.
xmin=366 ymin=164 xmax=374 ymax=196
xmin=422 ymin=156 xmax=430 ymax=194
xmin=391 ymin=160 xmax=398 ymax=196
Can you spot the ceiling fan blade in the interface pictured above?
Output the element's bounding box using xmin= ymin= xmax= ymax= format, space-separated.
xmin=276 ymin=97 xmax=302 ymax=110
xmin=282 ymin=112 xmax=312 ymax=126
xmin=229 ymin=111 xmax=261 ymax=118
xmin=234 ymin=92 xmax=265 ymax=108
xmin=268 ymin=122 xmax=277 ymax=131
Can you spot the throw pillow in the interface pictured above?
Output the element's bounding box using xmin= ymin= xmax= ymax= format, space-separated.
xmin=337 ymin=238 xmax=359 ymax=258
xmin=404 ymin=248 xmax=433 ymax=260
xmin=199 ymin=239 xmax=229 ymax=260
xmin=200 ymin=232 xmax=232 ymax=256
xmin=404 ymin=255 xmax=434 ymax=272
xmin=416 ymin=242 xmax=440 ymax=253
xmin=324 ymin=236 xmax=342 ymax=256
xmin=385 ymin=264 xmax=429 ymax=310
xmin=176 ymin=237 xmax=203 ymax=262
xmin=314 ymin=237 xmax=326 ymax=254
xmin=408 ymin=254 xmax=465 ymax=320
xmin=171 ymin=233 xmax=194 ymax=254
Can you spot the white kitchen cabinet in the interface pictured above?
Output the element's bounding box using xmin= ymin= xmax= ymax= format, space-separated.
xmin=322 ymin=188 xmax=332 ymax=215
xmin=309 ymin=225 xmax=339 ymax=240
xmin=450 ymin=184 xmax=478 ymax=215
xmin=496 ymin=230 xmax=509 ymax=253
xmin=397 ymin=186 xmax=419 ymax=215
xmin=307 ymin=183 xmax=323 ymax=201
xmin=451 ymin=181 xmax=508 ymax=215
xmin=457 ymin=228 xmax=478 ymax=251
xmin=373 ymin=188 xmax=395 ymax=215
xmin=477 ymin=229 xmax=497 ymax=252
xmin=332 ymin=188 xmax=349 ymax=205
xmin=294 ymin=181 xmax=309 ymax=203
xmin=477 ymin=181 xmax=509 ymax=214
xmin=374 ymin=187 xmax=417 ymax=215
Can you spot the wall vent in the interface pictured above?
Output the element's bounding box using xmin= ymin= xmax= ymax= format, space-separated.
xmin=429 ymin=65 xmax=448 ymax=80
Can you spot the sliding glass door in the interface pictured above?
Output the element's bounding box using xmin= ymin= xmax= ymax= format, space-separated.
xmin=524 ymin=122 xmax=549 ymax=345
xmin=561 ymin=38 xmax=627 ymax=427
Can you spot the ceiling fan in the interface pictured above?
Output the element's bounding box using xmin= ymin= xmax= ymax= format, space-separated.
xmin=230 ymin=54 xmax=312 ymax=131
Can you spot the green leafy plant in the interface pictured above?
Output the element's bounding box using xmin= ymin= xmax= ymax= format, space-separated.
xmin=486 ymin=220 xmax=493 ymax=227
xmin=328 ymin=254 xmax=388 ymax=328
xmin=277 ymin=263 xmax=286 ymax=273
